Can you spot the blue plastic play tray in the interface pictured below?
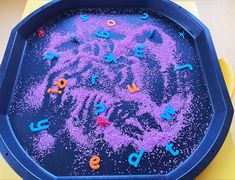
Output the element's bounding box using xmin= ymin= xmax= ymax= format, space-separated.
xmin=0 ymin=0 xmax=233 ymax=179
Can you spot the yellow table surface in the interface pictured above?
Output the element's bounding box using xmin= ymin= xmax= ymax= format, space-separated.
xmin=0 ymin=1 xmax=234 ymax=179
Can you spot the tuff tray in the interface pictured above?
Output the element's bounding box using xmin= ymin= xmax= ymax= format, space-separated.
xmin=0 ymin=0 xmax=233 ymax=179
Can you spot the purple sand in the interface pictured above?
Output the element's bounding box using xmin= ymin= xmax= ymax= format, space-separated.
xmin=51 ymin=17 xmax=187 ymax=152
xmin=24 ymin=75 xmax=49 ymax=110
xmin=22 ymin=15 xmax=193 ymax=153
xmin=7 ymin=12 xmax=211 ymax=175
xmin=33 ymin=131 xmax=55 ymax=155
xmin=125 ymin=117 xmax=144 ymax=131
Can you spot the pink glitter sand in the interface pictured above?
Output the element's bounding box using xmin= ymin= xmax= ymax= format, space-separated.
xmin=33 ymin=131 xmax=55 ymax=155
xmin=21 ymin=15 xmax=194 ymax=157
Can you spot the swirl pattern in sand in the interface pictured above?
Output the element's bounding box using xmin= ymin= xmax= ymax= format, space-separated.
xmin=8 ymin=9 xmax=212 ymax=176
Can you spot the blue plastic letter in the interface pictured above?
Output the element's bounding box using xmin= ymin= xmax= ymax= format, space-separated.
xmin=29 ymin=119 xmax=49 ymax=132
xmin=80 ymin=15 xmax=88 ymax=22
xmin=91 ymin=75 xmax=99 ymax=85
xmin=95 ymin=29 xmax=110 ymax=39
xmin=141 ymin=13 xmax=149 ymax=20
xmin=160 ymin=104 xmax=175 ymax=120
xmin=43 ymin=51 xmax=60 ymax=60
xmin=94 ymin=103 xmax=106 ymax=115
xmin=174 ymin=64 xmax=193 ymax=72
xmin=166 ymin=143 xmax=179 ymax=156
xmin=134 ymin=45 xmax=145 ymax=59
xmin=128 ymin=148 xmax=145 ymax=167
xmin=103 ymin=53 xmax=117 ymax=64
